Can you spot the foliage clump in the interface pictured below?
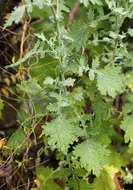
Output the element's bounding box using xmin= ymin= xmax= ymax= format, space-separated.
xmin=2 ymin=0 xmax=133 ymax=189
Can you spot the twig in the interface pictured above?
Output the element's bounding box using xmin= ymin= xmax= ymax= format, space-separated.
xmin=114 ymin=172 xmax=123 ymax=190
xmin=0 ymin=26 xmax=18 ymax=35
xmin=67 ymin=1 xmax=81 ymax=31
xmin=20 ymin=21 xmax=27 ymax=58
xmin=115 ymin=95 xmax=120 ymax=111
xmin=2 ymin=99 xmax=18 ymax=113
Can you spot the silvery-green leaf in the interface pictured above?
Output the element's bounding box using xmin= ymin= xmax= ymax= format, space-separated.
xmin=43 ymin=77 xmax=55 ymax=85
xmin=34 ymin=33 xmax=46 ymax=41
xmin=89 ymin=69 xmax=95 ymax=81
xmin=128 ymin=29 xmax=133 ymax=37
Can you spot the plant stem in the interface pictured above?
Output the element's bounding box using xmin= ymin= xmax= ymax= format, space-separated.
xmin=51 ymin=2 xmax=66 ymax=94
xmin=56 ymin=0 xmax=60 ymax=19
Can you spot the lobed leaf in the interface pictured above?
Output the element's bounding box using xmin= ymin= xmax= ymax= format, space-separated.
xmin=121 ymin=115 xmax=133 ymax=147
xmin=4 ymin=5 xmax=25 ymax=29
xmin=97 ymin=66 xmax=125 ymax=98
xmin=73 ymin=140 xmax=110 ymax=176
xmin=42 ymin=117 xmax=82 ymax=154
xmin=68 ymin=22 xmax=88 ymax=51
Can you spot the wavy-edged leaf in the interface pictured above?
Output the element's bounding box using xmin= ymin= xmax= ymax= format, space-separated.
xmin=4 ymin=5 xmax=25 ymax=28
xmin=97 ymin=66 xmax=125 ymax=97
xmin=121 ymin=115 xmax=133 ymax=147
xmin=73 ymin=140 xmax=110 ymax=176
xmin=68 ymin=22 xmax=88 ymax=51
xmin=42 ymin=117 xmax=82 ymax=154
xmin=80 ymin=0 xmax=102 ymax=7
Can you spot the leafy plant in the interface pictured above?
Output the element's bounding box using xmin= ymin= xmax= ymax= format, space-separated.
xmin=3 ymin=0 xmax=133 ymax=189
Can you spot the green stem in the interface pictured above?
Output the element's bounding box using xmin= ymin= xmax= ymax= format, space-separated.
xmin=50 ymin=1 xmax=66 ymax=117
xmin=51 ymin=2 xmax=66 ymax=94
xmin=113 ymin=1 xmax=119 ymax=64
xmin=51 ymin=6 xmax=60 ymax=36
xmin=56 ymin=0 xmax=60 ymax=19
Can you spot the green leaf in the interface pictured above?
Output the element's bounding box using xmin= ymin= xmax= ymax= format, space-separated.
xmin=4 ymin=5 xmax=25 ymax=28
xmin=60 ymin=0 xmax=70 ymax=13
xmin=73 ymin=140 xmax=110 ymax=176
xmin=68 ymin=22 xmax=88 ymax=51
xmin=34 ymin=33 xmax=46 ymax=41
xmin=53 ymin=168 xmax=72 ymax=179
xmin=92 ymin=58 xmax=100 ymax=69
xmin=124 ymin=171 xmax=133 ymax=184
xmin=25 ymin=0 xmax=33 ymax=12
xmin=92 ymin=96 xmax=110 ymax=125
xmin=60 ymin=78 xmax=75 ymax=87
xmin=97 ymin=66 xmax=125 ymax=97
xmin=80 ymin=0 xmax=102 ymax=7
xmin=30 ymin=56 xmax=58 ymax=84
xmin=43 ymin=77 xmax=55 ymax=85
xmin=108 ymin=147 xmax=127 ymax=170
xmin=33 ymin=0 xmax=46 ymax=9
xmin=6 ymin=41 xmax=44 ymax=68
xmin=88 ymin=165 xmax=119 ymax=190
xmin=89 ymin=69 xmax=95 ymax=81
xmin=18 ymin=79 xmax=42 ymax=96
xmin=87 ymin=121 xmax=115 ymax=145
xmin=90 ymin=0 xmax=102 ymax=5
xmin=122 ymin=95 xmax=133 ymax=114
xmin=79 ymin=55 xmax=89 ymax=76
xmin=33 ymin=0 xmax=56 ymax=9
xmin=120 ymin=115 xmax=133 ymax=147
xmin=105 ymin=0 xmax=116 ymax=9
xmin=42 ymin=117 xmax=82 ymax=154
xmin=122 ymin=103 xmax=133 ymax=114
xmin=7 ymin=128 xmax=26 ymax=151
xmin=128 ymin=28 xmax=133 ymax=37
xmin=34 ymin=166 xmax=61 ymax=190
xmin=68 ymin=178 xmax=91 ymax=190
xmin=74 ymin=92 xmax=83 ymax=101
xmin=80 ymin=0 xmax=89 ymax=7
